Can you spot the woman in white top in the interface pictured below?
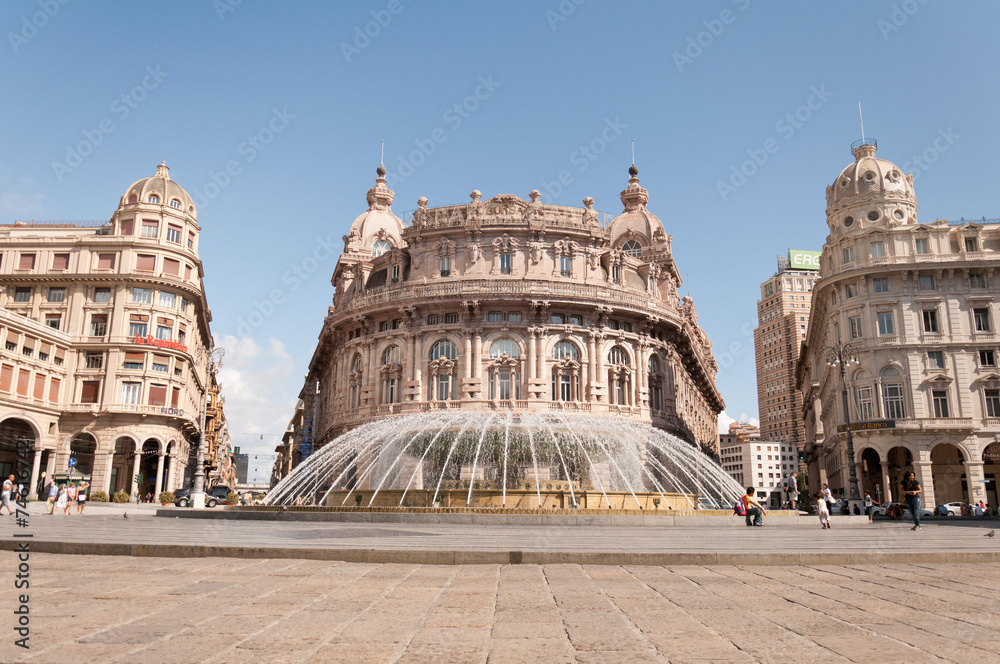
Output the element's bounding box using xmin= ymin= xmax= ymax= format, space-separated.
xmin=56 ymin=485 xmax=69 ymax=515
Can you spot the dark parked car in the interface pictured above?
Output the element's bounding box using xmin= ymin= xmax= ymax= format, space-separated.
xmin=173 ymin=486 xmax=230 ymax=508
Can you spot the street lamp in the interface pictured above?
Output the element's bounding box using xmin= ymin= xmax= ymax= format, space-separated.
xmin=825 ymin=341 xmax=861 ymax=504
xmin=192 ymin=345 xmax=225 ymax=509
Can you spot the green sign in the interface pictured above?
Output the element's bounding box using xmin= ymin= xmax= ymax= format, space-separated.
xmin=837 ymin=420 xmax=896 ymax=433
xmin=789 ymin=249 xmax=821 ymax=271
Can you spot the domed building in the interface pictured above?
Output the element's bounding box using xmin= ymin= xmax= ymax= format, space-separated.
xmin=0 ymin=163 xmax=232 ymax=499
xmin=277 ymin=164 xmax=725 ymax=487
xmin=797 ymin=140 xmax=1000 ymax=509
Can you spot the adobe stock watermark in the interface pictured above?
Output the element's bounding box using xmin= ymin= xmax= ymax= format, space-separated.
xmin=716 ymin=84 xmax=833 ymax=202
xmin=673 ymin=0 xmax=752 ymax=73
xmin=545 ymin=0 xmax=587 ymax=31
xmin=213 ymin=0 xmax=242 ymax=21
xmin=189 ymin=107 xmax=295 ymax=211
xmin=900 ymin=127 xmax=959 ymax=181
xmin=234 ymin=235 xmax=339 ymax=338
xmin=8 ymin=0 xmax=70 ymax=53
xmin=340 ymin=0 xmax=404 ymax=63
xmin=387 ymin=75 xmax=501 ymax=185
xmin=877 ymin=0 xmax=931 ymax=41
xmin=51 ymin=66 xmax=169 ymax=183
xmin=538 ymin=117 xmax=628 ymax=203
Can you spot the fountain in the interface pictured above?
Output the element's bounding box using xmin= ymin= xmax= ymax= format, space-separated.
xmin=265 ymin=412 xmax=744 ymax=511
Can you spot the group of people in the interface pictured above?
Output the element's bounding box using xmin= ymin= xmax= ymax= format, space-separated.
xmin=44 ymin=480 xmax=89 ymax=515
xmin=943 ymin=501 xmax=990 ymax=517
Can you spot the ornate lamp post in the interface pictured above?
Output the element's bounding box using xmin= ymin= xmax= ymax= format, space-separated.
xmin=192 ymin=345 xmax=225 ymax=509
xmin=825 ymin=341 xmax=861 ymax=504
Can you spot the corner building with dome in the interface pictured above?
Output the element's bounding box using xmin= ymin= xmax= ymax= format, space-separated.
xmin=797 ymin=141 xmax=1000 ymax=510
xmin=281 ymin=165 xmax=724 ymax=478
xmin=0 ymin=163 xmax=232 ymax=500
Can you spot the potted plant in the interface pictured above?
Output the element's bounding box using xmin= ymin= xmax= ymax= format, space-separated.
xmin=112 ymin=490 xmax=130 ymax=503
xmin=225 ymin=491 xmax=239 ymax=505
xmin=90 ymin=491 xmax=109 ymax=503
xmin=158 ymin=491 xmax=175 ymax=506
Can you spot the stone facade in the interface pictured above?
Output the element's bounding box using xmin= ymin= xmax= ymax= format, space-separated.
xmin=278 ymin=165 xmax=724 ymax=482
xmin=797 ymin=141 xmax=1000 ymax=509
xmin=0 ymin=163 xmax=231 ymax=499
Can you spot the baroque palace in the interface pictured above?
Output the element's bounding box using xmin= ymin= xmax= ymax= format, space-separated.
xmin=797 ymin=140 xmax=1000 ymax=509
xmin=0 ymin=163 xmax=233 ymax=499
xmin=274 ymin=164 xmax=724 ymax=478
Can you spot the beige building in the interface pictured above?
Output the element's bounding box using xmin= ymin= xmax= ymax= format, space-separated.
xmin=719 ymin=422 xmax=797 ymax=507
xmin=754 ymin=251 xmax=819 ymax=448
xmin=0 ymin=163 xmax=228 ymax=499
xmin=273 ymin=164 xmax=724 ymax=483
xmin=797 ymin=140 xmax=1000 ymax=509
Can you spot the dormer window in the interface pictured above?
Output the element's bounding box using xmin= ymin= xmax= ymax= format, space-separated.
xmin=622 ymin=240 xmax=643 ymax=257
xmin=372 ymin=240 xmax=391 ymax=257
xmin=147 ymin=195 xmax=160 ymax=204
xmin=965 ymin=237 xmax=979 ymax=252
xmin=169 ymin=199 xmax=182 ymax=209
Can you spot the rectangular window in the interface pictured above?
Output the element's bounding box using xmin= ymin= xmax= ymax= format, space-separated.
xmin=177 ymin=329 xmax=186 ymax=344
xmin=13 ymin=287 xmax=31 ymax=303
xmin=915 ymin=238 xmax=930 ymax=254
xmin=444 ymin=313 xmax=459 ymax=324
xmin=877 ymin=312 xmax=894 ymax=336
xmin=974 ymin=307 xmax=991 ymax=332
xmin=44 ymin=314 xmax=61 ymax=330
xmin=18 ymin=253 xmax=36 ymax=270
xmin=391 ymin=319 xmax=401 ymax=330
xmin=184 ymin=264 xmax=192 ymax=280
xmin=551 ymin=314 xmax=564 ymax=324
xmin=883 ymin=384 xmax=905 ymax=419
xmin=140 ymin=220 xmax=158 ymax=238
xmin=488 ymin=312 xmax=502 ymax=322
xmin=857 ymin=386 xmax=875 ymax=420
xmin=136 ymin=254 xmax=156 ymax=271
xmin=439 ymin=256 xmax=451 ymax=277
xmin=81 ymin=380 xmax=100 ymax=404
xmin=842 ymin=247 xmax=855 ymax=264
xmin=47 ymin=287 xmax=65 ymax=303
xmin=932 ymin=390 xmax=950 ymax=418
xmin=48 ymin=377 xmax=60 ymax=403
xmin=873 ymin=277 xmax=889 ymax=293
xmin=870 ymin=242 xmax=885 ymax=258
xmin=119 ymin=219 xmax=134 ymax=235
xmin=132 ymin=288 xmax=152 ymax=303
xmin=166 ymin=225 xmax=182 ymax=243
xmin=16 ymin=369 xmax=30 ymax=396
xmin=156 ymin=325 xmax=172 ymax=341
xmin=32 ymin=374 xmax=45 ymax=400
xmin=499 ymin=253 xmax=512 ymax=275
xmin=427 ymin=315 xmax=440 ymax=325
xmin=849 ymin=316 xmax=862 ymax=339
xmin=560 ymin=256 xmax=571 ymax=277
xmin=378 ymin=321 xmax=389 ymax=332
xmin=970 ymin=273 xmax=987 ymax=289
xmin=986 ymin=389 xmax=1000 ymax=418
xmin=171 ymin=387 xmax=180 ymax=408
xmin=928 ymin=351 xmax=945 ymax=369
xmin=965 ymin=237 xmax=979 ymax=252
xmin=187 ymin=232 xmax=195 ymax=249
xmin=86 ymin=352 xmax=103 ymax=369
xmin=159 ymin=291 xmax=176 ymax=308
xmin=507 ymin=313 xmax=521 ymax=323
xmin=981 ymin=350 xmax=996 ymax=368
xmin=569 ymin=315 xmax=582 ymax=326
xmin=391 ymin=264 xmax=400 ymax=282
xmin=90 ymin=314 xmax=108 ymax=336
xmin=120 ymin=382 xmax=141 ymax=405
xmin=151 ymin=360 xmax=169 ymax=373
xmin=923 ymin=309 xmax=939 ymax=333
xmin=180 ymin=298 xmax=190 ymax=312
xmin=128 ymin=322 xmax=147 ymax=337
xmin=93 ymin=287 xmax=111 ymax=303
xmin=918 ymin=275 xmax=936 ymax=291
xmin=52 ymin=253 xmax=70 ymax=270
xmin=97 ymin=253 xmax=116 ymax=270
xmin=123 ymin=351 xmax=144 ymax=370
xmin=162 ymin=258 xmax=180 ymax=276
xmin=2 ymin=364 xmax=15 ymax=392
xmin=845 ymin=283 xmax=858 ymax=299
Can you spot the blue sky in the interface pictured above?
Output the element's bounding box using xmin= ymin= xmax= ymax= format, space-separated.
xmin=2 ymin=1 xmax=998 ymax=480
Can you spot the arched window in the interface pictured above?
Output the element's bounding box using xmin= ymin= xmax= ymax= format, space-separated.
xmin=169 ymin=199 xmax=182 ymax=209
xmin=880 ymin=366 xmax=905 ymax=419
xmin=552 ymin=341 xmax=579 ymax=361
xmin=379 ymin=345 xmax=403 ymax=404
xmin=622 ymin=240 xmax=643 ymax=257
xmin=348 ymin=353 xmax=363 ymax=409
xmin=490 ymin=338 xmax=521 ymax=358
xmin=647 ymin=354 xmax=663 ymax=412
xmin=488 ymin=339 xmax=521 ymax=401
xmin=430 ymin=340 xmax=457 ymax=361
xmin=147 ymin=195 xmax=160 ymax=204
xmin=372 ymin=240 xmax=391 ymax=257
xmin=607 ymin=346 xmax=632 ymax=406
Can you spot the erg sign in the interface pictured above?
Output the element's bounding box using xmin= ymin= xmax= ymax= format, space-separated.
xmin=789 ymin=249 xmax=821 ymax=270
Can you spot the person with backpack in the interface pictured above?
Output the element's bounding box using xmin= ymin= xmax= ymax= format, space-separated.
xmin=741 ymin=487 xmax=766 ymax=527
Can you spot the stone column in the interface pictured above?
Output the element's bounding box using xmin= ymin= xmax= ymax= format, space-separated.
xmin=415 ymin=335 xmax=425 ymax=401
xmin=880 ymin=460 xmax=892 ymax=503
xmin=915 ymin=459 xmax=936 ymax=510
xmin=535 ymin=330 xmax=544 ymax=379
xmin=27 ymin=448 xmax=42 ymax=500
xmin=407 ymin=333 xmax=416 ymax=381
xmin=155 ymin=453 xmax=165 ymax=495
xmin=595 ymin=339 xmax=605 ymax=402
xmin=587 ymin=333 xmax=596 ymax=400
xmin=473 ymin=330 xmax=482 ymax=379
xmin=527 ymin=332 xmax=537 ymax=380
xmin=464 ymin=332 xmax=473 ymax=379
xmin=965 ymin=460 xmax=987 ymax=504
xmin=166 ymin=455 xmax=175 ymax=492
xmin=367 ymin=342 xmax=377 ymax=402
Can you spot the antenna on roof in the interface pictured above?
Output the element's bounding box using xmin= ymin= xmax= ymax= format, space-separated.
xmin=858 ymin=102 xmax=865 ymax=144
xmin=380 ymin=139 xmax=384 ymax=166
xmin=631 ymin=138 xmax=635 ymax=166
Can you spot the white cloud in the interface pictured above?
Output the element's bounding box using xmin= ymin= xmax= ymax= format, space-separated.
xmin=216 ymin=335 xmax=300 ymax=481
xmin=718 ymin=410 xmax=760 ymax=434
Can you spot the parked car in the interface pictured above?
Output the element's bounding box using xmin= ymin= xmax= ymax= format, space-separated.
xmin=940 ymin=501 xmax=963 ymax=516
xmin=876 ymin=502 xmax=934 ymax=519
xmin=173 ymin=486 xmax=229 ymax=508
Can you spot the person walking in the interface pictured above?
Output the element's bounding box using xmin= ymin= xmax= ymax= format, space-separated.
xmin=56 ymin=484 xmax=69 ymax=515
xmin=786 ymin=472 xmax=799 ymax=511
xmin=864 ymin=492 xmax=877 ymax=523
xmin=816 ymin=492 xmax=831 ymax=529
xmin=45 ymin=481 xmax=58 ymax=515
xmin=2 ymin=474 xmax=15 ymax=515
xmin=64 ymin=483 xmax=77 ymax=515
xmin=741 ymin=487 xmax=766 ymax=527
xmin=76 ymin=482 xmax=89 ymax=514
xmin=901 ymin=471 xmax=923 ymax=530
xmin=821 ymin=483 xmax=835 ymax=515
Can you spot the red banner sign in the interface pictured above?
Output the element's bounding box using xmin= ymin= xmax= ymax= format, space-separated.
xmin=133 ymin=334 xmax=187 ymax=352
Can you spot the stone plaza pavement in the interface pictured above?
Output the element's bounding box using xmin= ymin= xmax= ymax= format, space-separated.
xmin=2 ymin=554 xmax=1000 ymax=664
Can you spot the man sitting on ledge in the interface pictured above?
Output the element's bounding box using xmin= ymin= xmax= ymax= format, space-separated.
xmin=742 ymin=487 xmax=766 ymax=527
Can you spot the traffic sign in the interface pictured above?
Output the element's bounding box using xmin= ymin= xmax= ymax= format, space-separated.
xmin=68 ymin=457 xmax=77 ymax=467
